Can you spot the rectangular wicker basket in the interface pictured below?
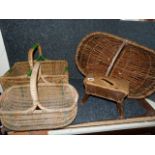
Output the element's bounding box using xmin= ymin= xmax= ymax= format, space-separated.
xmin=0 ymin=44 xmax=69 ymax=90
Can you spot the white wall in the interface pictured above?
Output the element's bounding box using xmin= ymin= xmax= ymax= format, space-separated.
xmin=0 ymin=30 xmax=10 ymax=93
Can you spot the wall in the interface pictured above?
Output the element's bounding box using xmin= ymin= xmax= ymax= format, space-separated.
xmin=0 ymin=29 xmax=10 ymax=92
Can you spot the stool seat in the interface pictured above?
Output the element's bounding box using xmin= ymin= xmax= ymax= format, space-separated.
xmin=82 ymin=76 xmax=129 ymax=118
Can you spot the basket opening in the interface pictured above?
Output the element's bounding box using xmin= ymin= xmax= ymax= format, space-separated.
xmin=101 ymin=78 xmax=114 ymax=86
xmin=4 ymin=62 xmax=29 ymax=77
xmin=35 ymin=105 xmax=41 ymax=110
xmin=1 ymin=84 xmax=77 ymax=112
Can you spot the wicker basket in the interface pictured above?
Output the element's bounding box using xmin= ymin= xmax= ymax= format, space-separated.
xmin=0 ymin=62 xmax=78 ymax=131
xmin=76 ymin=32 xmax=155 ymax=99
xmin=0 ymin=44 xmax=69 ymax=90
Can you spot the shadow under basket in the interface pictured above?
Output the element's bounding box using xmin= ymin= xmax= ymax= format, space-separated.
xmin=0 ymin=62 xmax=78 ymax=131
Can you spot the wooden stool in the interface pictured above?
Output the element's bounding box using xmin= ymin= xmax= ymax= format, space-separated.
xmin=82 ymin=76 xmax=129 ymax=119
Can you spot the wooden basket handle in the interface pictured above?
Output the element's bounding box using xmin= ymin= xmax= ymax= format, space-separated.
xmin=30 ymin=62 xmax=45 ymax=110
xmin=28 ymin=44 xmax=43 ymax=70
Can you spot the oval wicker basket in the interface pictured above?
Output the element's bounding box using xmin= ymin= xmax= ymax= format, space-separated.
xmin=76 ymin=32 xmax=155 ymax=99
xmin=0 ymin=62 xmax=78 ymax=131
xmin=0 ymin=44 xmax=69 ymax=90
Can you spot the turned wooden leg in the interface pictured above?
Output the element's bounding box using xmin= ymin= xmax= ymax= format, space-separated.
xmin=116 ymin=101 xmax=125 ymax=119
xmin=81 ymin=93 xmax=90 ymax=104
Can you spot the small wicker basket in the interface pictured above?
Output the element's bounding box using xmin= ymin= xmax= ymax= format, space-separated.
xmin=0 ymin=62 xmax=78 ymax=131
xmin=0 ymin=44 xmax=69 ymax=90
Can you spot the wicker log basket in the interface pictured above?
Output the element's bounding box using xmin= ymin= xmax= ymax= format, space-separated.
xmin=76 ymin=32 xmax=155 ymax=99
xmin=0 ymin=62 xmax=78 ymax=131
xmin=0 ymin=44 xmax=69 ymax=90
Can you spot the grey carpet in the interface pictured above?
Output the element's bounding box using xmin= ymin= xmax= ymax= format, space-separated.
xmin=70 ymin=79 xmax=146 ymax=124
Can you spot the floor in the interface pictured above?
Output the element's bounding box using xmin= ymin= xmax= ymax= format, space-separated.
xmin=70 ymin=79 xmax=147 ymax=125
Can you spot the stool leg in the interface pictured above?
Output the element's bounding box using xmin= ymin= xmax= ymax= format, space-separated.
xmin=81 ymin=93 xmax=90 ymax=104
xmin=117 ymin=101 xmax=125 ymax=119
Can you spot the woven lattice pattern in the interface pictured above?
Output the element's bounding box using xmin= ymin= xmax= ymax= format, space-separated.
xmin=76 ymin=32 xmax=155 ymax=98
xmin=0 ymin=44 xmax=69 ymax=90
xmin=0 ymin=62 xmax=78 ymax=131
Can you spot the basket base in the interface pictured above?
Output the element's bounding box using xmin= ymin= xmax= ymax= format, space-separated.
xmin=1 ymin=108 xmax=77 ymax=131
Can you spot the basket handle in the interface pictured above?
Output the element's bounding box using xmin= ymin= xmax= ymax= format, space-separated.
xmin=30 ymin=62 xmax=46 ymax=111
xmin=28 ymin=44 xmax=43 ymax=70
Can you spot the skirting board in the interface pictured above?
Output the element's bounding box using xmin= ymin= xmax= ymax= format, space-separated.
xmin=48 ymin=115 xmax=155 ymax=135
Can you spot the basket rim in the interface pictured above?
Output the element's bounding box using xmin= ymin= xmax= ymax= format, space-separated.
xmin=0 ymin=83 xmax=79 ymax=114
xmin=75 ymin=31 xmax=155 ymax=77
xmin=0 ymin=74 xmax=69 ymax=79
xmin=0 ymin=60 xmax=69 ymax=78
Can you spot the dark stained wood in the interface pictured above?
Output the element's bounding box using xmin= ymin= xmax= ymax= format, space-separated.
xmin=116 ymin=102 xmax=125 ymax=119
xmin=81 ymin=93 xmax=90 ymax=104
xmin=82 ymin=126 xmax=155 ymax=135
xmin=8 ymin=130 xmax=48 ymax=135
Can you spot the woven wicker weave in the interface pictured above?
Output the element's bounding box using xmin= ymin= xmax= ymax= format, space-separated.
xmin=0 ymin=62 xmax=78 ymax=130
xmin=0 ymin=62 xmax=78 ymax=131
xmin=76 ymin=32 xmax=155 ymax=99
xmin=0 ymin=44 xmax=69 ymax=90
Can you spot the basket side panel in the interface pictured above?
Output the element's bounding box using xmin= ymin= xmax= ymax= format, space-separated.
xmin=111 ymin=44 xmax=155 ymax=98
xmin=76 ymin=32 xmax=123 ymax=76
xmin=1 ymin=106 xmax=77 ymax=131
